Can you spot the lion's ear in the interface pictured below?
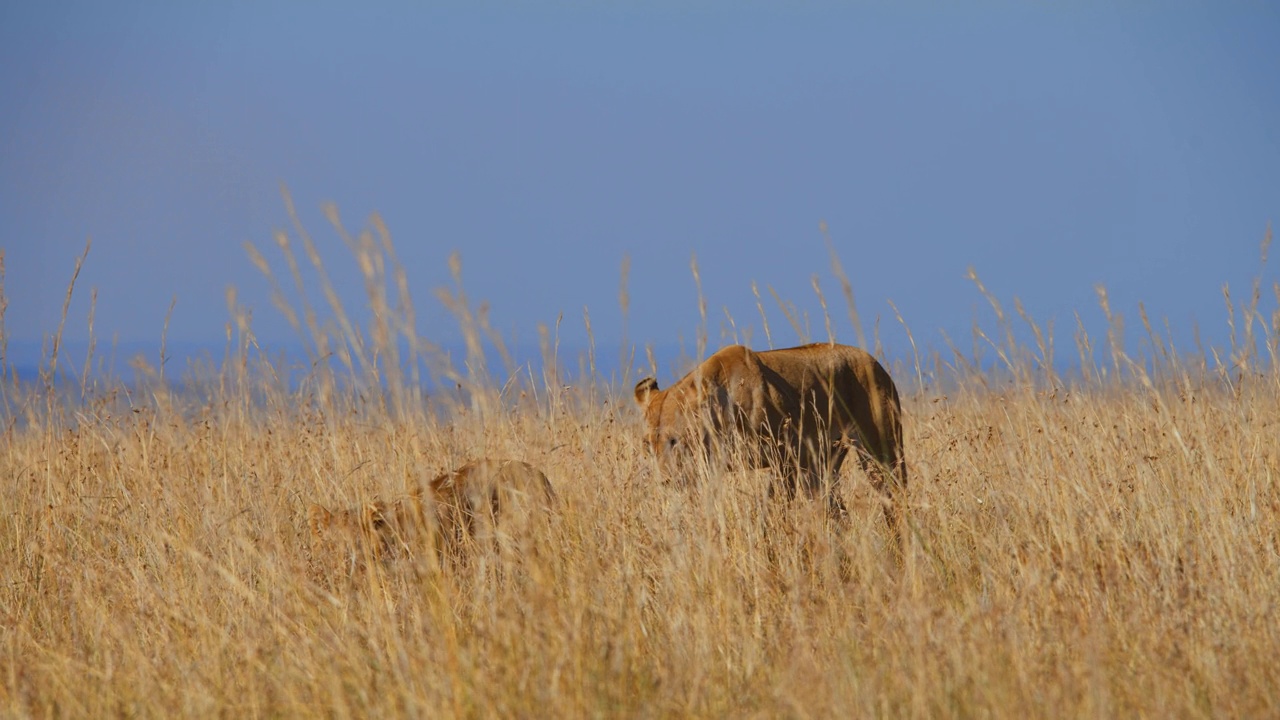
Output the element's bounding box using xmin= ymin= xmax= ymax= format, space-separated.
xmin=634 ymin=377 xmax=660 ymax=406
xmin=308 ymin=504 xmax=333 ymax=538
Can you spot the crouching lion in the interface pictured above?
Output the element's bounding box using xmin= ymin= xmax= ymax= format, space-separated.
xmin=634 ymin=343 xmax=906 ymax=546
xmin=308 ymin=459 xmax=555 ymax=570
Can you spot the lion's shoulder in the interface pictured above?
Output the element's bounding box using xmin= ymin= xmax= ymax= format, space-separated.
xmin=702 ymin=344 xmax=766 ymax=375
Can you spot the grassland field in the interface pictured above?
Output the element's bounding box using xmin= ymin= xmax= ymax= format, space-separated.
xmin=1 ymin=222 xmax=1278 ymax=718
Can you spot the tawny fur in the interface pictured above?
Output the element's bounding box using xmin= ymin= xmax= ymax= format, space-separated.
xmin=634 ymin=343 xmax=906 ymax=546
xmin=308 ymin=459 xmax=555 ymax=568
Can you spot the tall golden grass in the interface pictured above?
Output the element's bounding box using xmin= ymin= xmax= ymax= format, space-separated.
xmin=2 ymin=205 xmax=1278 ymax=718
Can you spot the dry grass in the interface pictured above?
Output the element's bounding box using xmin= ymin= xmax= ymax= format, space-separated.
xmin=2 ymin=213 xmax=1278 ymax=718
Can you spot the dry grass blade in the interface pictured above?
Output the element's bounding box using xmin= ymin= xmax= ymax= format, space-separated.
xmin=45 ymin=237 xmax=91 ymax=393
xmin=4 ymin=207 xmax=1279 ymax=719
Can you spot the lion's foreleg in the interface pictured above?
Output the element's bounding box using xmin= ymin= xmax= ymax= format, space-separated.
xmin=857 ymin=450 xmax=906 ymax=560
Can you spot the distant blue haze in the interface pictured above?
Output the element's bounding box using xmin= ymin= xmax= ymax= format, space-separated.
xmin=2 ymin=3 xmax=1277 ymax=387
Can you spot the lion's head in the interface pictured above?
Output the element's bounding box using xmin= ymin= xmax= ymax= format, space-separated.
xmin=633 ymin=374 xmax=735 ymax=478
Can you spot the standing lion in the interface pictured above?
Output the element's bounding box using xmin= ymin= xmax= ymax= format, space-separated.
xmin=634 ymin=343 xmax=906 ymax=548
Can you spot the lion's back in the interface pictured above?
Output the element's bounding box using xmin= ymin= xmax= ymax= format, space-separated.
xmin=432 ymin=459 xmax=554 ymax=511
xmin=758 ymin=343 xmax=894 ymax=400
xmin=758 ymin=342 xmax=879 ymax=379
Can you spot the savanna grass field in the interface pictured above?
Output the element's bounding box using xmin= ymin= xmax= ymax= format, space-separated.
xmin=3 ymin=210 xmax=1279 ymax=718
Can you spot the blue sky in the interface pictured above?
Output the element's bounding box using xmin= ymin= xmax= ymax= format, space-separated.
xmin=2 ymin=3 xmax=1278 ymax=382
